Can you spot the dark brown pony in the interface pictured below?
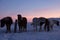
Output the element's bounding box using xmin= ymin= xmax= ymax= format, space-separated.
xmin=17 ymin=14 xmax=22 ymax=32
xmin=0 ymin=17 xmax=13 ymax=33
xmin=44 ymin=19 xmax=59 ymax=32
xmin=38 ymin=17 xmax=47 ymax=31
xmin=21 ymin=17 xmax=27 ymax=32
xmin=31 ymin=17 xmax=47 ymax=32
xmin=17 ymin=14 xmax=27 ymax=32
xmin=44 ymin=19 xmax=50 ymax=32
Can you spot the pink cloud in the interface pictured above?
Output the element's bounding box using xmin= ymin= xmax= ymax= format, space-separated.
xmin=24 ymin=7 xmax=60 ymax=18
xmin=0 ymin=7 xmax=60 ymax=22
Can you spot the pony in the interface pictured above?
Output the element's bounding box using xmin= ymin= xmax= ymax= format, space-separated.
xmin=31 ymin=17 xmax=39 ymax=31
xmin=17 ymin=14 xmax=22 ymax=32
xmin=17 ymin=14 xmax=27 ymax=32
xmin=0 ymin=17 xmax=13 ymax=33
xmin=31 ymin=17 xmax=46 ymax=31
xmin=44 ymin=19 xmax=50 ymax=31
xmin=21 ymin=17 xmax=27 ymax=32
xmin=47 ymin=19 xmax=59 ymax=30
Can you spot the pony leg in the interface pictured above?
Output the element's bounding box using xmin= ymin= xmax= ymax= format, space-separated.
xmin=39 ymin=24 xmax=43 ymax=32
xmin=35 ymin=25 xmax=37 ymax=32
xmin=39 ymin=22 xmax=44 ymax=32
xmin=24 ymin=25 xmax=27 ymax=32
xmin=44 ymin=24 xmax=47 ymax=32
xmin=19 ymin=26 xmax=22 ymax=32
xmin=6 ymin=25 xmax=11 ymax=33
xmin=50 ymin=25 xmax=53 ymax=30
xmin=22 ymin=26 xmax=26 ymax=32
xmin=33 ymin=25 xmax=37 ymax=32
xmin=47 ymin=26 xmax=50 ymax=32
xmin=39 ymin=26 xmax=42 ymax=32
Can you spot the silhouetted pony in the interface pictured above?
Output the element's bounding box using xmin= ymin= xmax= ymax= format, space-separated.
xmin=17 ymin=14 xmax=27 ymax=32
xmin=52 ymin=20 xmax=59 ymax=26
xmin=44 ymin=19 xmax=59 ymax=32
xmin=21 ymin=17 xmax=27 ymax=32
xmin=44 ymin=19 xmax=50 ymax=31
xmin=31 ymin=17 xmax=46 ymax=32
xmin=47 ymin=19 xmax=59 ymax=30
xmin=31 ymin=17 xmax=38 ymax=31
xmin=0 ymin=17 xmax=13 ymax=33
xmin=38 ymin=17 xmax=47 ymax=31
xmin=17 ymin=14 xmax=22 ymax=32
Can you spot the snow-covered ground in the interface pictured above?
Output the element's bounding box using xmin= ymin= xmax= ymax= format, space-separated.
xmin=0 ymin=22 xmax=60 ymax=40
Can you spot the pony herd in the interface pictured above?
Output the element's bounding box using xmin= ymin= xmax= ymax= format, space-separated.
xmin=0 ymin=14 xmax=27 ymax=33
xmin=0 ymin=14 xmax=60 ymax=33
xmin=31 ymin=17 xmax=59 ymax=32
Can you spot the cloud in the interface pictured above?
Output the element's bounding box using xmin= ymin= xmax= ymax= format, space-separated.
xmin=0 ymin=7 xmax=60 ymax=22
xmin=23 ymin=7 xmax=60 ymax=18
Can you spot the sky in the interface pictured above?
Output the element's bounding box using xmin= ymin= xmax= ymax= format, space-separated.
xmin=0 ymin=0 xmax=60 ymax=22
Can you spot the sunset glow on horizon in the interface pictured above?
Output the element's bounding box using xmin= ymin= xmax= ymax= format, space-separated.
xmin=0 ymin=0 xmax=60 ymax=22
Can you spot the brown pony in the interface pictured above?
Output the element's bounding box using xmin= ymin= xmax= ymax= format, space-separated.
xmin=17 ymin=14 xmax=22 ymax=32
xmin=17 ymin=14 xmax=27 ymax=32
xmin=21 ymin=17 xmax=27 ymax=32
xmin=0 ymin=17 xmax=13 ymax=33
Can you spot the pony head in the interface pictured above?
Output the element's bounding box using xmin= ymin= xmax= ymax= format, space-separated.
xmin=52 ymin=20 xmax=59 ymax=26
xmin=0 ymin=20 xmax=5 ymax=28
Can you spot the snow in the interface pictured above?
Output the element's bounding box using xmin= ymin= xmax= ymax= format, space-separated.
xmin=0 ymin=22 xmax=60 ymax=40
